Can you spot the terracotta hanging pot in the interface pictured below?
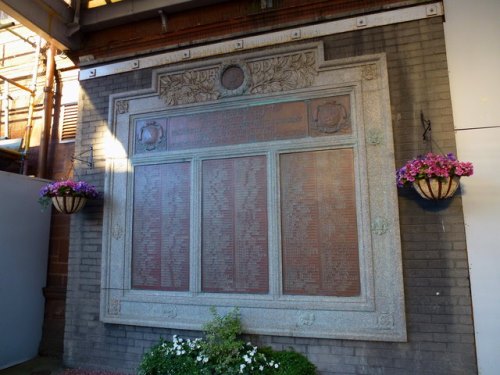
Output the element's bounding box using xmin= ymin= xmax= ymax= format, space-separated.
xmin=412 ymin=176 xmax=460 ymax=200
xmin=51 ymin=196 xmax=87 ymax=214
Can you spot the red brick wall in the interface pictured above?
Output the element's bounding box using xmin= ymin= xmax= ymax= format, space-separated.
xmin=39 ymin=135 xmax=75 ymax=356
xmin=73 ymin=0 xmax=421 ymax=61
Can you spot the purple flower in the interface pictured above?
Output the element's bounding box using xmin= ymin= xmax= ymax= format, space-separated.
xmin=39 ymin=179 xmax=99 ymax=199
xmin=396 ymin=152 xmax=473 ymax=187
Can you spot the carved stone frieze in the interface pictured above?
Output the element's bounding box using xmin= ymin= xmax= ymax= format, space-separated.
xmin=248 ymin=52 xmax=317 ymax=94
xmin=159 ymin=68 xmax=219 ymax=105
xmin=158 ymin=51 xmax=317 ymax=105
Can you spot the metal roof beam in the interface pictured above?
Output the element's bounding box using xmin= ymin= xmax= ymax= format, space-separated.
xmin=80 ymin=0 xmax=230 ymax=31
xmin=0 ymin=0 xmax=79 ymax=50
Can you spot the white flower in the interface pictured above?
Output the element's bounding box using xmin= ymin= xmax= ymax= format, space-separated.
xmin=239 ymin=363 xmax=246 ymax=373
xmin=259 ymin=365 xmax=264 ymax=371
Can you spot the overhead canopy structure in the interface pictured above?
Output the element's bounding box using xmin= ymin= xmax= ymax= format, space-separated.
xmin=0 ymin=0 xmax=230 ymax=51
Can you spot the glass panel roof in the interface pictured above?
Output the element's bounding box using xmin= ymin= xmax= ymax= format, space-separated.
xmin=86 ymin=0 xmax=124 ymax=9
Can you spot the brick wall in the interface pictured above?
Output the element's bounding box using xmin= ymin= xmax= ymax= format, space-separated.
xmin=64 ymin=18 xmax=478 ymax=374
xmin=39 ymin=129 xmax=75 ymax=356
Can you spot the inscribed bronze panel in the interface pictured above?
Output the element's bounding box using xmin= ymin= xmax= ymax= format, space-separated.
xmin=280 ymin=149 xmax=360 ymax=296
xmin=201 ymin=156 xmax=269 ymax=293
xmin=132 ymin=162 xmax=191 ymax=291
xmin=167 ymin=102 xmax=308 ymax=150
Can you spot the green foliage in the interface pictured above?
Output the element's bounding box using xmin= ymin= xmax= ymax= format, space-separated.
xmin=201 ymin=306 xmax=244 ymax=373
xmin=138 ymin=307 xmax=317 ymax=375
xmin=261 ymin=347 xmax=317 ymax=375
xmin=138 ymin=338 xmax=207 ymax=375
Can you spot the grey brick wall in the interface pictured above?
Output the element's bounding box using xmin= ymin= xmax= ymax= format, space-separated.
xmin=64 ymin=18 xmax=478 ymax=375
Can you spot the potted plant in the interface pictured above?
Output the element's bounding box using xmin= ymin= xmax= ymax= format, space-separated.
xmin=396 ymin=152 xmax=473 ymax=200
xmin=39 ymin=179 xmax=99 ymax=214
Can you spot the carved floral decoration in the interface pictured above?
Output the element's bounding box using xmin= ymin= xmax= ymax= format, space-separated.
xmin=248 ymin=52 xmax=317 ymax=94
xmin=159 ymin=68 xmax=219 ymax=106
xmin=158 ymin=52 xmax=317 ymax=106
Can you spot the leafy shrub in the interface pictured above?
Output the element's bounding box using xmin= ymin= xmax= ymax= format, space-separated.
xmin=201 ymin=307 xmax=244 ymax=372
xmin=138 ymin=308 xmax=316 ymax=375
xmin=260 ymin=347 xmax=317 ymax=375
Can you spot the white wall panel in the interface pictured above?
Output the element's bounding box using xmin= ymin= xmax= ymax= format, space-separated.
xmin=445 ymin=1 xmax=500 ymax=373
xmin=455 ymin=129 xmax=500 ymax=375
xmin=0 ymin=172 xmax=51 ymax=369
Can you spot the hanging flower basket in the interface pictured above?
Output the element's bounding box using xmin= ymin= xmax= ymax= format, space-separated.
xmin=412 ymin=176 xmax=460 ymax=200
xmin=39 ymin=179 xmax=99 ymax=214
xmin=396 ymin=153 xmax=473 ymax=200
xmin=51 ymin=196 xmax=88 ymax=214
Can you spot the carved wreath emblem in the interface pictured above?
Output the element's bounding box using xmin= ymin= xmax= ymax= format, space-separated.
xmin=312 ymin=102 xmax=349 ymax=133
xmin=138 ymin=121 xmax=164 ymax=151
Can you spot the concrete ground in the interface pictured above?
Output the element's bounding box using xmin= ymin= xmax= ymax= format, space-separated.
xmin=0 ymin=357 xmax=127 ymax=375
xmin=0 ymin=356 xmax=64 ymax=375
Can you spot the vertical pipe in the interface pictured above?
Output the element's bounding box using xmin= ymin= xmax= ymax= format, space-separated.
xmin=38 ymin=43 xmax=57 ymax=179
xmin=46 ymin=69 xmax=63 ymax=176
xmin=2 ymin=81 xmax=9 ymax=138
xmin=22 ymin=35 xmax=42 ymax=174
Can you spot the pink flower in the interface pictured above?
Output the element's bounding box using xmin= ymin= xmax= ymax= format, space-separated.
xmin=396 ymin=152 xmax=473 ymax=187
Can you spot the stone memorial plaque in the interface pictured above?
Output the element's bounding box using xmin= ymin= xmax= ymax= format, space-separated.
xmin=280 ymin=149 xmax=360 ymax=296
xmin=132 ymin=162 xmax=191 ymax=291
xmin=103 ymin=48 xmax=406 ymax=342
xmin=201 ymin=156 xmax=269 ymax=293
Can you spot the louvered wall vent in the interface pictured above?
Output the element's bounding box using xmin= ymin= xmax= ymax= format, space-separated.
xmin=60 ymin=103 xmax=78 ymax=142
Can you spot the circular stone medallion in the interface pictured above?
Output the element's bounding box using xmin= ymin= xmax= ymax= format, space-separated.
xmin=217 ymin=62 xmax=250 ymax=97
xmin=221 ymin=65 xmax=245 ymax=90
